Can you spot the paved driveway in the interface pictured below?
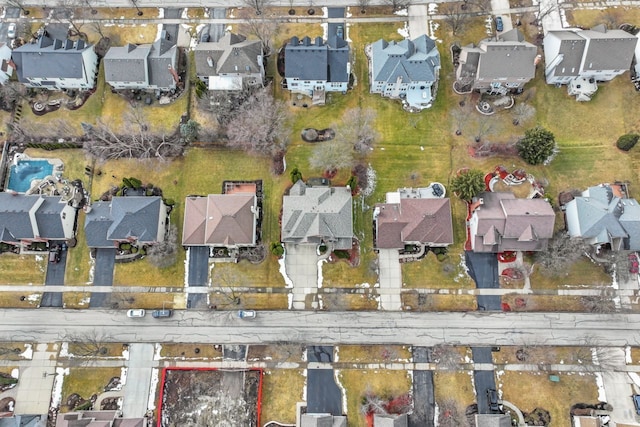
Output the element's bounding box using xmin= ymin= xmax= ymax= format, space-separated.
xmin=327 ymin=7 xmax=345 ymax=40
xmin=307 ymin=346 xmax=342 ymax=415
xmin=122 ymin=343 xmax=155 ymax=418
xmin=465 ymin=251 xmax=501 ymax=311
xmin=378 ymin=249 xmax=402 ymax=310
xmin=600 ymin=348 xmax=638 ymax=423
xmin=200 ymin=8 xmax=226 ymax=42
xmin=187 ymin=246 xmax=210 ymax=309
xmin=408 ymin=5 xmax=429 ymax=38
xmin=472 ymin=347 xmax=498 ymax=414
xmin=90 ymin=248 xmax=115 ymax=308
xmin=410 ymin=347 xmax=435 ymax=427
xmin=41 ymin=247 xmax=67 ymax=308
xmin=285 ymin=244 xmax=319 ymax=309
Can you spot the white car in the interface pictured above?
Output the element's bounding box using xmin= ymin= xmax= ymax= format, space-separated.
xmin=127 ymin=309 xmax=146 ymax=318
xmin=238 ymin=310 xmax=256 ymax=319
xmin=7 ymin=23 xmax=16 ymax=39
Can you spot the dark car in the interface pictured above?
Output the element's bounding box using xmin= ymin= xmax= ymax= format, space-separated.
xmin=152 ymin=309 xmax=173 ymax=318
xmin=495 ymin=16 xmax=504 ymax=32
xmin=633 ymin=395 xmax=640 ymax=415
xmin=487 ymin=388 xmax=500 ymax=412
xmin=48 ymin=245 xmax=61 ymax=264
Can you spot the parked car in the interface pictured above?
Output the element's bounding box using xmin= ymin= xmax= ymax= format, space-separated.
xmin=127 ymin=309 xmax=146 ymax=318
xmin=238 ymin=310 xmax=256 ymax=319
xmin=633 ymin=395 xmax=640 ymax=415
xmin=7 ymin=23 xmax=16 ymax=39
xmin=495 ymin=16 xmax=504 ymax=32
xmin=336 ymin=25 xmax=344 ymax=39
xmin=152 ymin=309 xmax=173 ymax=318
xmin=487 ymin=388 xmax=500 ymax=412
xmin=48 ymin=245 xmax=61 ymax=264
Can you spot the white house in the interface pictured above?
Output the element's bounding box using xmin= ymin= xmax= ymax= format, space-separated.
xmin=194 ymin=33 xmax=265 ymax=91
xmin=544 ymin=25 xmax=637 ymax=99
xmin=11 ymin=36 xmax=98 ymax=90
xmin=284 ymin=35 xmax=350 ymax=103
xmin=0 ymin=43 xmax=14 ymax=85
xmin=104 ymin=30 xmax=179 ymax=92
xmin=369 ymin=34 xmax=441 ymax=110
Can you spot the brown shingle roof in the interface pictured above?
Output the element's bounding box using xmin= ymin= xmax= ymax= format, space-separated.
xmin=375 ymin=198 xmax=453 ymax=249
xmin=182 ymin=193 xmax=257 ymax=246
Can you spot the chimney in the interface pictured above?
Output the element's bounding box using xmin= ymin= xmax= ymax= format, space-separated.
xmin=168 ymin=64 xmax=180 ymax=85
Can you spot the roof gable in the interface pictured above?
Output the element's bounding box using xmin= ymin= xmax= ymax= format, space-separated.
xmin=371 ymin=35 xmax=440 ymax=84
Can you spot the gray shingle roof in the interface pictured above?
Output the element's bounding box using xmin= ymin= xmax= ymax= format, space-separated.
xmin=580 ymin=28 xmax=637 ymax=72
xmin=104 ymin=44 xmax=151 ymax=83
xmin=371 ymin=35 xmax=440 ymax=85
xmin=194 ymin=33 xmax=263 ymax=78
xmin=85 ymin=197 xmax=164 ymax=248
xmin=12 ymin=36 xmax=94 ymax=81
xmin=285 ymin=35 xmax=350 ymax=83
xmin=148 ymin=36 xmax=178 ymax=88
xmin=0 ymin=193 xmax=70 ymax=242
xmin=282 ymin=182 xmax=353 ymax=249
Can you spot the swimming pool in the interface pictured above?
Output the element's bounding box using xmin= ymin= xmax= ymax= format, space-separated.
xmin=6 ymin=160 xmax=54 ymax=193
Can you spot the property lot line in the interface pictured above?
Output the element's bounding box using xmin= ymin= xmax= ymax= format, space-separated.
xmin=2 ymin=284 xmax=637 ymax=297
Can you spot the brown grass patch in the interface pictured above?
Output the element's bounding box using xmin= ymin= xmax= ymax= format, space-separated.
xmin=159 ymin=343 xmax=223 ymax=360
xmin=0 ymin=253 xmax=46 ymax=285
xmin=60 ymin=367 xmax=123 ymax=412
xmin=337 ymin=345 xmax=412 ymax=363
xmin=261 ymin=370 xmax=305 ymax=425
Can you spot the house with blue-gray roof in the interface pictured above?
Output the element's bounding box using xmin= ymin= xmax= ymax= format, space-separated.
xmin=11 ymin=36 xmax=98 ymax=90
xmin=0 ymin=193 xmax=76 ymax=251
xmin=368 ymin=34 xmax=440 ymax=111
xmin=284 ymin=35 xmax=350 ymax=104
xmin=281 ymin=180 xmax=353 ymax=250
xmin=104 ymin=30 xmax=179 ymax=92
xmin=565 ymin=184 xmax=640 ymax=251
xmin=84 ymin=196 xmax=168 ymax=249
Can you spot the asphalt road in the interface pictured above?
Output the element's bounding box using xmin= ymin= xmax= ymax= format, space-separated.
xmin=2 ymin=310 xmax=640 ymax=346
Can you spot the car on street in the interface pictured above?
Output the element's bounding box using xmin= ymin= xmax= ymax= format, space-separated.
xmin=495 ymin=16 xmax=504 ymax=32
xmin=152 ymin=309 xmax=173 ymax=318
xmin=487 ymin=388 xmax=500 ymax=412
xmin=238 ymin=310 xmax=256 ymax=319
xmin=7 ymin=23 xmax=16 ymax=39
xmin=634 ymin=395 xmax=640 ymax=415
xmin=127 ymin=309 xmax=146 ymax=318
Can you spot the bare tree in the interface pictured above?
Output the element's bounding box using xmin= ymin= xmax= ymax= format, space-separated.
xmin=225 ymin=85 xmax=290 ymax=156
xmin=471 ymin=114 xmax=498 ymax=142
xmin=210 ymin=267 xmax=245 ymax=307
xmin=0 ymin=81 xmax=27 ymax=110
xmin=441 ymin=3 xmax=470 ymax=35
xmin=63 ymin=330 xmax=113 ymax=358
xmin=438 ymin=399 xmax=465 ymax=427
xmin=2 ymin=0 xmax=30 ymax=15
xmin=239 ymin=14 xmax=278 ymax=55
xmin=581 ymin=288 xmax=617 ymax=314
xmin=382 ymin=0 xmax=411 ymax=11
xmin=240 ymin=0 xmax=274 ymax=15
xmin=335 ymin=107 xmax=379 ymax=154
xmin=467 ymin=0 xmax=492 ymax=13
xmin=534 ymin=232 xmax=589 ymax=276
xmin=146 ymin=224 xmax=178 ymax=268
xmin=309 ymin=140 xmax=354 ymax=174
xmin=358 ymin=0 xmax=371 ymax=12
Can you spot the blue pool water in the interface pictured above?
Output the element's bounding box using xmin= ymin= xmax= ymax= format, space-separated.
xmin=7 ymin=160 xmax=54 ymax=193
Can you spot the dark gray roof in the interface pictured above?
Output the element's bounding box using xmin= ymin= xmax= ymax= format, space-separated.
xmin=84 ymin=197 xmax=163 ymax=248
xmin=104 ymin=44 xmax=151 ymax=83
xmin=0 ymin=415 xmax=45 ymax=427
xmin=148 ymin=36 xmax=178 ymax=88
xmin=12 ymin=36 xmax=94 ymax=82
xmin=194 ymin=33 xmax=263 ymax=77
xmin=0 ymin=193 xmax=69 ymax=242
xmin=581 ymin=28 xmax=637 ymax=72
xmin=371 ymin=35 xmax=440 ymax=84
xmin=285 ymin=35 xmax=349 ymax=83
xmin=619 ymin=200 xmax=640 ymax=250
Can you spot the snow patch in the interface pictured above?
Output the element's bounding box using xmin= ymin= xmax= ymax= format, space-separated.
xmin=11 ymin=368 xmax=18 ymax=379
xmin=21 ymin=344 xmax=33 ymax=360
xmin=361 ymin=165 xmax=377 ymax=198
xmin=119 ymin=367 xmax=128 ymax=388
xmin=27 ymin=294 xmax=39 ymax=302
xmin=595 ymin=372 xmax=606 ymax=401
xmin=428 ymin=3 xmax=438 ymax=14
xmin=335 ymin=346 xmax=340 ymax=362
xmin=122 ymin=347 xmax=130 ymax=361
xmin=626 ymin=346 xmax=632 ymax=364
xmin=154 ymin=343 xmax=163 ymax=361
xmin=59 ymin=342 xmax=69 ymax=358
xmin=455 ymin=252 xmax=470 ymax=282
xmin=181 ymin=8 xmax=189 ymax=19
xmin=302 ymin=370 xmax=307 ymax=402
xmin=88 ymin=257 xmax=95 ymax=284
xmin=395 ymin=8 xmax=409 ymax=16
xmin=50 ymin=367 xmax=69 ymax=409
xmin=279 ymin=251 xmax=294 ymax=288
xmin=335 ymin=370 xmax=348 ymax=415
xmin=317 ymin=259 xmax=326 ymax=288
xmin=147 ymin=368 xmax=160 ymax=410
xmin=397 ymin=22 xmax=410 ymax=38
xmin=184 ymin=247 xmax=190 ymax=287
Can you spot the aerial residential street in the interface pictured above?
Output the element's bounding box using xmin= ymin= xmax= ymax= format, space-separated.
xmin=1 ymin=309 xmax=639 ymax=346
